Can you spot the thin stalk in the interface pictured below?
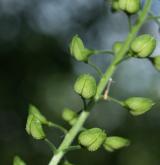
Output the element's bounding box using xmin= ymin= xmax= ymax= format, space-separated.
xmin=87 ymin=60 xmax=103 ymax=77
xmin=128 ymin=15 xmax=132 ymax=31
xmin=63 ymin=145 xmax=81 ymax=153
xmin=44 ymin=138 xmax=57 ymax=154
xmin=93 ymin=50 xmax=114 ymax=55
xmin=148 ymin=12 xmax=160 ymax=26
xmin=48 ymin=1 xmax=152 ymax=164
xmin=48 ymin=122 xmax=68 ymax=134
xmin=107 ymin=96 xmax=125 ymax=107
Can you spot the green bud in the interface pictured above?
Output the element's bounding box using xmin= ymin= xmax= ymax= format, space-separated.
xmin=62 ymin=108 xmax=77 ymax=125
xmin=103 ymin=136 xmax=130 ymax=152
xmin=124 ymin=97 xmax=155 ymax=116
xmin=112 ymin=41 xmax=123 ymax=54
xmin=119 ymin=0 xmax=140 ymax=14
xmin=131 ymin=34 xmax=156 ymax=58
xmin=26 ymin=114 xmax=45 ymax=140
xmin=29 ymin=104 xmax=48 ymax=124
xmin=13 ymin=156 xmax=26 ymax=165
xmin=70 ymin=35 xmax=93 ymax=62
xmin=151 ymin=56 xmax=160 ymax=71
xmin=112 ymin=0 xmax=120 ymax=12
xmin=78 ymin=128 xmax=106 ymax=151
xmin=74 ymin=74 xmax=97 ymax=99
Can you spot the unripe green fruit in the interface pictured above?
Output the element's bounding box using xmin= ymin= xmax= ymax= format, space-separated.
xmin=29 ymin=104 xmax=48 ymax=124
xmin=112 ymin=41 xmax=123 ymax=54
xmin=119 ymin=0 xmax=140 ymax=14
xmin=78 ymin=128 xmax=106 ymax=151
xmin=124 ymin=97 xmax=155 ymax=116
xmin=70 ymin=35 xmax=93 ymax=62
xmin=74 ymin=74 xmax=97 ymax=99
xmin=13 ymin=156 xmax=26 ymax=165
xmin=26 ymin=114 xmax=45 ymax=140
xmin=62 ymin=108 xmax=77 ymax=125
xmin=103 ymin=136 xmax=130 ymax=152
xmin=152 ymin=56 xmax=160 ymax=71
xmin=131 ymin=34 xmax=156 ymax=58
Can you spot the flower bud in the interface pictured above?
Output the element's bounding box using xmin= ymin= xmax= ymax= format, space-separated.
xmin=119 ymin=0 xmax=140 ymax=14
xmin=70 ymin=35 xmax=93 ymax=62
xmin=26 ymin=114 xmax=45 ymax=140
xmin=74 ymin=74 xmax=97 ymax=99
xmin=124 ymin=97 xmax=155 ymax=116
xmin=112 ymin=41 xmax=123 ymax=54
xmin=151 ymin=56 xmax=160 ymax=71
xmin=13 ymin=156 xmax=26 ymax=165
xmin=62 ymin=108 xmax=77 ymax=125
xmin=103 ymin=136 xmax=130 ymax=152
xmin=78 ymin=128 xmax=106 ymax=151
xmin=131 ymin=34 xmax=156 ymax=58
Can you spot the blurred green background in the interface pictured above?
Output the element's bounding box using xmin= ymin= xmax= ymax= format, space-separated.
xmin=0 ymin=0 xmax=160 ymax=164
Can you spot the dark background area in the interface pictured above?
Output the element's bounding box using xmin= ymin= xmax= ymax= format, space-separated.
xmin=0 ymin=0 xmax=160 ymax=164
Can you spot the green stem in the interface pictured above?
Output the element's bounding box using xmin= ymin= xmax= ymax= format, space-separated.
xmin=107 ymin=96 xmax=125 ymax=107
xmin=48 ymin=1 xmax=152 ymax=164
xmin=48 ymin=111 xmax=90 ymax=165
xmin=48 ymin=122 xmax=68 ymax=134
xmin=87 ymin=60 xmax=103 ymax=77
xmin=93 ymin=50 xmax=114 ymax=55
xmin=95 ymin=0 xmax=151 ymax=100
xmin=128 ymin=15 xmax=132 ymax=31
xmin=63 ymin=145 xmax=81 ymax=152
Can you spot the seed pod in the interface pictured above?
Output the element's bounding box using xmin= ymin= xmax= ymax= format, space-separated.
xmin=119 ymin=0 xmax=140 ymax=14
xmin=78 ymin=128 xmax=106 ymax=151
xmin=74 ymin=74 xmax=97 ymax=99
xmin=70 ymin=35 xmax=93 ymax=62
xmin=29 ymin=104 xmax=48 ymax=124
xmin=26 ymin=114 xmax=45 ymax=140
xmin=62 ymin=108 xmax=77 ymax=125
xmin=131 ymin=34 xmax=156 ymax=58
xmin=103 ymin=136 xmax=130 ymax=152
xmin=124 ymin=97 xmax=155 ymax=116
xmin=151 ymin=56 xmax=160 ymax=71
xmin=13 ymin=156 xmax=26 ymax=165
xmin=112 ymin=41 xmax=123 ymax=54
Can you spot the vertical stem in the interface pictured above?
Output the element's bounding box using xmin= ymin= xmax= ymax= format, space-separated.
xmin=95 ymin=0 xmax=152 ymax=100
xmin=49 ymin=111 xmax=89 ymax=165
xmin=48 ymin=0 xmax=152 ymax=164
